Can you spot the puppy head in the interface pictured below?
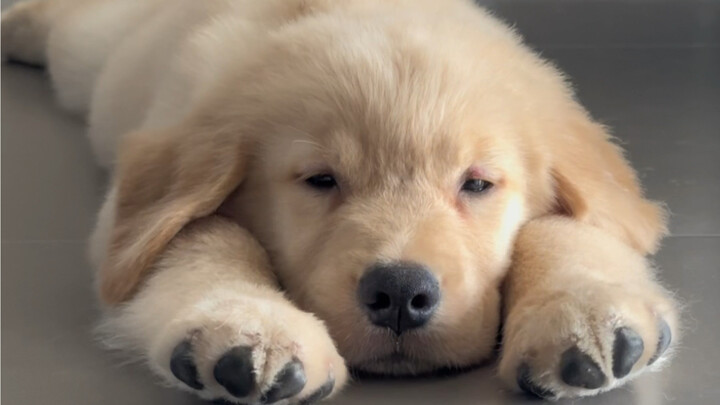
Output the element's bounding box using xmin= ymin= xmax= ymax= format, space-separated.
xmin=101 ymin=4 xmax=665 ymax=375
xmin=223 ymin=14 xmax=541 ymax=374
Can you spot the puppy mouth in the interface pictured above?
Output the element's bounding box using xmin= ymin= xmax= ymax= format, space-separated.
xmin=351 ymin=351 xmax=439 ymax=376
xmin=345 ymin=332 xmax=428 ymax=373
xmin=351 ymin=352 xmax=482 ymax=378
xmin=348 ymin=334 xmax=474 ymax=377
xmin=343 ymin=327 xmax=494 ymax=378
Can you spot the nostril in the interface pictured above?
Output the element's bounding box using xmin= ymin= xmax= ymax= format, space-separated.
xmin=410 ymin=294 xmax=428 ymax=310
xmin=367 ymin=292 xmax=391 ymax=311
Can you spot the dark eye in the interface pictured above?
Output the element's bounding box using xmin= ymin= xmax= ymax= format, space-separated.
xmin=461 ymin=179 xmax=493 ymax=194
xmin=305 ymin=174 xmax=337 ymax=190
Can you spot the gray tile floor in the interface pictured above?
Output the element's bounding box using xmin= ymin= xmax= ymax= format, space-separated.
xmin=2 ymin=0 xmax=719 ymax=404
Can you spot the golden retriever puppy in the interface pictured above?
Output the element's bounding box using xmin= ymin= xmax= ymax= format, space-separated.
xmin=3 ymin=0 xmax=678 ymax=402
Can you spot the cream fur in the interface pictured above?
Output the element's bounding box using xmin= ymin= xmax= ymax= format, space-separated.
xmin=2 ymin=0 xmax=678 ymax=403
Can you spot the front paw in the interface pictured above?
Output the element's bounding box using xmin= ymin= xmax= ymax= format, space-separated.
xmin=499 ymin=280 xmax=677 ymax=399
xmin=151 ymin=296 xmax=347 ymax=404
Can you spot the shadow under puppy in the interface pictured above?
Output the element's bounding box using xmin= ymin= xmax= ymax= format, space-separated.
xmin=2 ymin=0 xmax=677 ymax=403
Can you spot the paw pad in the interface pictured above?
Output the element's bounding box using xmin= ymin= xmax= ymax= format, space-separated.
xmin=516 ymin=363 xmax=554 ymax=399
xmin=649 ymin=318 xmax=672 ymax=365
xmin=170 ymin=340 xmax=203 ymax=390
xmin=299 ymin=376 xmax=335 ymax=405
xmin=170 ymin=339 xmax=333 ymax=404
xmin=214 ymin=346 xmax=256 ymax=398
xmin=261 ymin=360 xmax=307 ymax=404
xmin=612 ymin=327 xmax=644 ymax=378
xmin=559 ymin=346 xmax=606 ymax=389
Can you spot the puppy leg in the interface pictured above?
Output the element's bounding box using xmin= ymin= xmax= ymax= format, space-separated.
xmin=499 ymin=217 xmax=678 ymax=399
xmin=98 ymin=217 xmax=347 ymax=404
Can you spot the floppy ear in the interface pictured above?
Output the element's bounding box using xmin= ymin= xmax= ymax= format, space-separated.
xmin=98 ymin=121 xmax=246 ymax=305
xmin=549 ymin=109 xmax=667 ymax=254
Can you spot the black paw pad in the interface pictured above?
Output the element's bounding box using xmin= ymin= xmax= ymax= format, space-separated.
xmin=170 ymin=340 xmax=203 ymax=390
xmin=649 ymin=318 xmax=672 ymax=365
xmin=214 ymin=346 xmax=256 ymax=398
xmin=516 ymin=363 xmax=555 ymax=399
xmin=559 ymin=346 xmax=606 ymax=389
xmin=299 ymin=376 xmax=335 ymax=405
xmin=261 ymin=359 xmax=307 ymax=404
xmin=612 ymin=327 xmax=644 ymax=378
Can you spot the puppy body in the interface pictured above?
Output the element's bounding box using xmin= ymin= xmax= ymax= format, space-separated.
xmin=3 ymin=0 xmax=678 ymax=403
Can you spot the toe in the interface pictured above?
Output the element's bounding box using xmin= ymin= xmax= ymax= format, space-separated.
xmin=559 ymin=346 xmax=606 ymax=389
xmin=261 ymin=359 xmax=307 ymax=404
xmin=648 ymin=318 xmax=672 ymax=365
xmin=516 ymin=363 xmax=555 ymax=399
xmin=214 ymin=346 xmax=256 ymax=398
xmin=170 ymin=340 xmax=204 ymax=390
xmin=299 ymin=376 xmax=335 ymax=405
xmin=612 ymin=327 xmax=644 ymax=378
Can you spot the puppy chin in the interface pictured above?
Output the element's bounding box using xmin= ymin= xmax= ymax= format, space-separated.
xmin=345 ymin=329 xmax=486 ymax=378
xmin=351 ymin=355 xmax=439 ymax=376
xmin=350 ymin=355 xmax=482 ymax=378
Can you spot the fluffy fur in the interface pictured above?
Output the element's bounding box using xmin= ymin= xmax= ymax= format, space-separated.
xmin=3 ymin=0 xmax=678 ymax=403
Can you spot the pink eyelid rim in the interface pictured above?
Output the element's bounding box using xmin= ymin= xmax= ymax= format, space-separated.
xmin=464 ymin=165 xmax=498 ymax=182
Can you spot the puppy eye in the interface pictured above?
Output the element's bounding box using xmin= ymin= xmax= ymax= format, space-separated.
xmin=461 ymin=179 xmax=493 ymax=194
xmin=305 ymin=174 xmax=337 ymax=190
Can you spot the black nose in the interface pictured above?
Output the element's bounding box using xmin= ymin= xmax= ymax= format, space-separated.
xmin=357 ymin=262 xmax=441 ymax=335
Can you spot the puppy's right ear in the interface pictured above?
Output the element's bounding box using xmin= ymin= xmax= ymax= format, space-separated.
xmin=98 ymin=121 xmax=247 ymax=305
xmin=547 ymin=108 xmax=667 ymax=254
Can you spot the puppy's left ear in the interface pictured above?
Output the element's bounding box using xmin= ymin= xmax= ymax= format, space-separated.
xmin=548 ymin=108 xmax=667 ymax=254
